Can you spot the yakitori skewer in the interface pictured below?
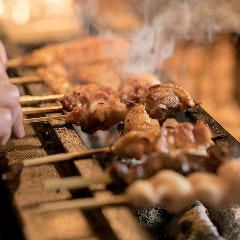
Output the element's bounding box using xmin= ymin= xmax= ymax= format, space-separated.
xmin=23 ymin=115 xmax=66 ymax=124
xmin=39 ymin=160 xmax=240 ymax=213
xmin=23 ymin=118 xmax=213 ymax=167
xmin=10 ymin=75 xmax=42 ymax=84
xmin=20 ymin=94 xmax=64 ymax=105
xmin=22 ymin=105 xmax=63 ymax=115
xmin=43 ymin=143 xmax=238 ymax=192
xmin=23 ymin=147 xmax=112 ymax=167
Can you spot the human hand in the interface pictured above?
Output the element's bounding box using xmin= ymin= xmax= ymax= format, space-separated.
xmin=0 ymin=41 xmax=25 ymax=145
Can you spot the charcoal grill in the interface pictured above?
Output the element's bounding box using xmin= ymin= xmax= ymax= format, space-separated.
xmin=0 ymin=38 xmax=240 ymax=240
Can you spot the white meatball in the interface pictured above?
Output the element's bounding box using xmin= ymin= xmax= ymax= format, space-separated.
xmin=188 ymin=172 xmax=229 ymax=207
xmin=217 ymin=159 xmax=240 ymax=204
xmin=125 ymin=180 xmax=159 ymax=208
xmin=150 ymin=170 xmax=193 ymax=213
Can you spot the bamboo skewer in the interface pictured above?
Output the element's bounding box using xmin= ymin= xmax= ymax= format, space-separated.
xmin=20 ymin=94 xmax=64 ymax=105
xmin=23 ymin=115 xmax=66 ymax=124
xmin=23 ymin=147 xmax=112 ymax=167
xmin=22 ymin=106 xmax=63 ymax=114
xmin=38 ymin=195 xmax=128 ymax=212
xmin=7 ymin=57 xmax=23 ymax=68
xmin=44 ymin=174 xmax=113 ymax=191
xmin=10 ymin=76 xmax=42 ymax=84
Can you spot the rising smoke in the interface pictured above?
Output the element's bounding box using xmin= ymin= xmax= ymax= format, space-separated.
xmin=75 ymin=0 xmax=240 ymax=74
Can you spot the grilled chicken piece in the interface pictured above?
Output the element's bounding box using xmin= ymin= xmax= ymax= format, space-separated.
xmin=112 ymin=120 xmax=213 ymax=159
xmin=19 ymin=35 xmax=129 ymax=67
xmin=120 ymin=72 xmax=160 ymax=102
xmin=62 ymin=84 xmax=127 ymax=133
xmin=112 ymin=129 xmax=160 ymax=159
xmin=61 ymin=84 xmax=114 ymax=111
xmin=155 ymin=119 xmax=213 ymax=156
xmin=141 ymin=83 xmax=195 ymax=123
xmin=122 ymin=103 xmax=159 ymax=134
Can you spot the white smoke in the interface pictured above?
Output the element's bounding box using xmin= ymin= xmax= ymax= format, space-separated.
xmin=75 ymin=0 xmax=240 ymax=74
xmin=123 ymin=0 xmax=240 ymax=74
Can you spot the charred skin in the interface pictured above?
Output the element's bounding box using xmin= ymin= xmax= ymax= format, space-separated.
xmin=61 ymin=84 xmax=114 ymax=111
xmin=141 ymin=84 xmax=195 ymax=123
xmin=65 ymin=100 xmax=127 ymax=134
xmin=122 ymin=103 xmax=160 ymax=134
xmin=120 ymin=72 xmax=160 ymax=102
xmin=112 ymin=120 xmax=213 ymax=160
xmin=112 ymin=129 xmax=161 ymax=159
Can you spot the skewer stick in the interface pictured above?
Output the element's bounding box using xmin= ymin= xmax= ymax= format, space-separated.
xmin=10 ymin=76 xmax=42 ymax=84
xmin=44 ymin=174 xmax=113 ymax=191
xmin=22 ymin=106 xmax=63 ymax=114
xmin=7 ymin=57 xmax=22 ymax=68
xmin=38 ymin=195 xmax=128 ymax=212
xmin=23 ymin=115 xmax=66 ymax=124
xmin=20 ymin=94 xmax=64 ymax=105
xmin=23 ymin=147 xmax=112 ymax=167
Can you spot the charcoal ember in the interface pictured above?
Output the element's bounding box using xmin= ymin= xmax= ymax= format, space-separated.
xmin=208 ymin=205 xmax=240 ymax=240
xmin=164 ymin=202 xmax=226 ymax=240
xmin=134 ymin=207 xmax=173 ymax=239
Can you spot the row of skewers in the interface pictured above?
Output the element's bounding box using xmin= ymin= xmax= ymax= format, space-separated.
xmin=7 ymin=34 xmax=240 ymax=214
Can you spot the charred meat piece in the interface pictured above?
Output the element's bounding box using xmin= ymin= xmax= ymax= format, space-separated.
xmin=112 ymin=129 xmax=160 ymax=159
xmin=119 ymin=72 xmax=160 ymax=102
xmin=122 ymin=103 xmax=159 ymax=134
xmin=61 ymin=84 xmax=113 ymax=111
xmin=112 ymin=120 xmax=213 ymax=160
xmin=155 ymin=119 xmax=213 ymax=156
xmin=109 ymin=153 xmax=209 ymax=186
xmin=141 ymin=83 xmax=195 ymax=123
xmin=62 ymin=84 xmax=127 ymax=133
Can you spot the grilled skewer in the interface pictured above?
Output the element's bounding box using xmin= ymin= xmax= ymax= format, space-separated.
xmin=39 ymin=159 xmax=240 ymax=213
xmin=45 ymin=143 xmax=231 ymax=191
xmin=20 ymin=94 xmax=64 ymax=105
xmin=23 ymin=147 xmax=112 ymax=167
xmin=23 ymin=119 xmax=213 ymax=166
xmin=22 ymin=106 xmax=63 ymax=115
xmin=62 ymin=82 xmax=195 ymax=134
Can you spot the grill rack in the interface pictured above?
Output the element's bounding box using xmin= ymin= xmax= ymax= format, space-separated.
xmin=1 ymin=41 xmax=240 ymax=240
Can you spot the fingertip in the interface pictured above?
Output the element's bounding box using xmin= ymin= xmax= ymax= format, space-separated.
xmin=0 ymin=64 xmax=9 ymax=82
xmin=12 ymin=112 xmax=25 ymax=139
xmin=0 ymin=133 xmax=11 ymax=146
xmin=0 ymin=41 xmax=7 ymax=67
